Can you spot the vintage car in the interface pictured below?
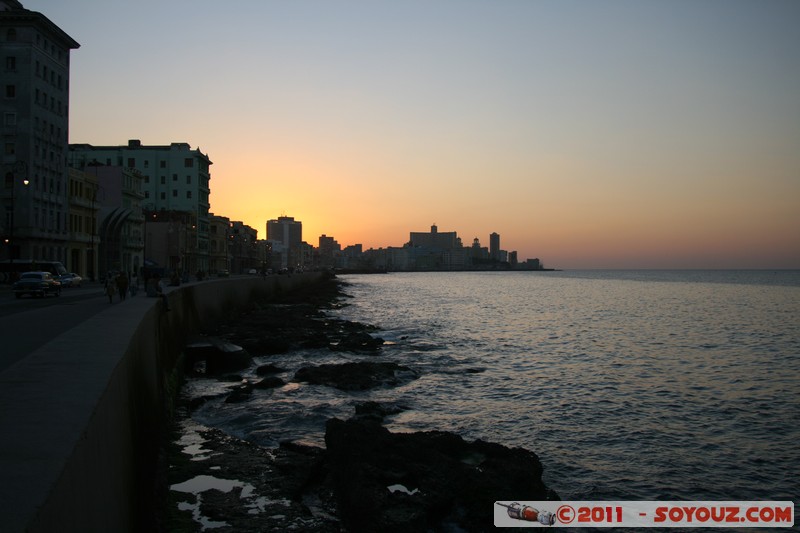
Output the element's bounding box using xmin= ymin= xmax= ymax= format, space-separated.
xmin=12 ymin=271 xmax=62 ymax=298
xmin=58 ymin=272 xmax=83 ymax=287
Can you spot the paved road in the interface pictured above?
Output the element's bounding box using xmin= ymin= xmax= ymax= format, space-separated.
xmin=0 ymin=284 xmax=142 ymax=373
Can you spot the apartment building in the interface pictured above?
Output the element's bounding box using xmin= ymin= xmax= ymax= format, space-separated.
xmin=69 ymin=139 xmax=212 ymax=271
xmin=1 ymin=0 xmax=79 ymax=263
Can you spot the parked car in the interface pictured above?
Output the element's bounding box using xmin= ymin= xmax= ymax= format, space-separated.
xmin=217 ymin=269 xmax=230 ymax=278
xmin=247 ymin=268 xmax=257 ymax=275
xmin=58 ymin=272 xmax=83 ymax=287
xmin=12 ymin=271 xmax=62 ymax=298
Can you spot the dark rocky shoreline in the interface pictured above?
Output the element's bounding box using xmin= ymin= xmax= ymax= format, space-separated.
xmin=162 ymin=276 xmax=558 ymax=532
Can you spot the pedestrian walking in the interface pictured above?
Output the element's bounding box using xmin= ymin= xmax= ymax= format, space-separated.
xmin=131 ymin=270 xmax=139 ymax=295
xmin=104 ymin=274 xmax=117 ymax=303
xmin=117 ymin=271 xmax=129 ymax=301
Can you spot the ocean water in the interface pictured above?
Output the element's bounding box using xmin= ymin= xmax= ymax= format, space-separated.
xmin=187 ymin=270 xmax=800 ymax=503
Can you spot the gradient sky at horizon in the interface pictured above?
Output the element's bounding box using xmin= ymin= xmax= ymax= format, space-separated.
xmin=25 ymin=0 xmax=800 ymax=269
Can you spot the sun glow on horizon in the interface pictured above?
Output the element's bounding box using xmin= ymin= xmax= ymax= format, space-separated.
xmin=27 ymin=0 xmax=800 ymax=269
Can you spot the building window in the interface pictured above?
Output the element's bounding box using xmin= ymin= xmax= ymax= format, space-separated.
xmin=127 ymin=158 xmax=135 ymax=168
xmin=160 ymin=161 xmax=166 ymax=168
xmin=144 ymin=175 xmax=150 ymax=183
xmin=172 ymin=190 xmax=177 ymax=197
xmin=5 ymin=56 xmax=16 ymax=71
xmin=172 ymin=173 xmax=177 ymax=181
xmin=184 ymin=158 xmax=193 ymax=168
xmin=144 ymin=160 xmax=149 ymax=168
xmin=4 ymin=142 xmax=14 ymax=155
xmin=160 ymin=176 xmax=166 ymax=185
xmin=144 ymin=191 xmax=149 ymax=198
xmin=5 ymin=85 xmax=15 ymax=98
xmin=160 ymin=192 xmax=166 ymax=200
xmin=186 ymin=175 xmax=191 ymax=184
xmin=3 ymin=112 xmax=15 ymax=126
xmin=6 ymin=29 xmax=17 ymax=42
xmin=186 ymin=191 xmax=192 ymax=199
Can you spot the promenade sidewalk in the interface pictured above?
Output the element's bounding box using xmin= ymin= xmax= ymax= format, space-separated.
xmin=0 ymin=286 xmax=164 ymax=532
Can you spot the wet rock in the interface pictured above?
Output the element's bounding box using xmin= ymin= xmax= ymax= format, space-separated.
xmin=300 ymin=331 xmax=332 ymax=349
xmin=166 ymin=423 xmax=340 ymax=532
xmin=354 ymin=401 xmax=408 ymax=422
xmin=273 ymin=441 xmax=329 ymax=499
xmin=331 ymin=331 xmax=385 ymax=352
xmin=239 ymin=335 xmax=291 ymax=355
xmin=222 ymin=302 xmax=335 ymax=356
xmin=294 ymin=361 xmax=417 ymax=391
xmin=253 ymin=376 xmax=285 ymax=389
xmin=185 ymin=339 xmax=252 ymax=375
xmin=224 ymin=381 xmax=254 ymax=403
xmin=324 ymin=417 xmax=559 ymax=532
xmin=255 ymin=363 xmax=286 ymax=375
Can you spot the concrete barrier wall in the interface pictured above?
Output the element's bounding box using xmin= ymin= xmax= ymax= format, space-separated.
xmin=17 ymin=272 xmax=324 ymax=533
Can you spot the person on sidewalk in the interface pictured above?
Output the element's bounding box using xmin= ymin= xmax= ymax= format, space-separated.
xmin=116 ymin=271 xmax=129 ymax=301
xmin=104 ymin=274 xmax=117 ymax=303
xmin=130 ymin=270 xmax=139 ymax=296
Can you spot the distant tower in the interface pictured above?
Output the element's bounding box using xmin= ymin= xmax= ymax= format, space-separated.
xmin=489 ymin=232 xmax=500 ymax=261
xmin=267 ymin=215 xmax=302 ymax=246
xmin=266 ymin=215 xmax=302 ymax=268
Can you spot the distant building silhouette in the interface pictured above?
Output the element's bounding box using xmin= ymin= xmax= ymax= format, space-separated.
xmin=317 ymin=234 xmax=340 ymax=268
xmin=208 ymin=214 xmax=231 ymax=274
xmin=267 ymin=215 xmax=302 ymax=269
xmin=229 ymin=220 xmax=258 ymax=274
xmin=490 ymin=232 xmax=500 ymax=261
xmin=409 ymin=224 xmax=461 ymax=250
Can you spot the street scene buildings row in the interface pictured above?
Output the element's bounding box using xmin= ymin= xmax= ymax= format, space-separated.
xmin=1 ymin=1 xmax=543 ymax=280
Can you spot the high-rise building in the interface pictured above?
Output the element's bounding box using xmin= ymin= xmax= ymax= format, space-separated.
xmin=489 ymin=232 xmax=500 ymax=261
xmin=266 ymin=215 xmax=302 ymax=269
xmin=267 ymin=215 xmax=302 ymax=246
xmin=69 ymin=140 xmax=212 ymax=271
xmin=1 ymin=0 xmax=79 ymax=263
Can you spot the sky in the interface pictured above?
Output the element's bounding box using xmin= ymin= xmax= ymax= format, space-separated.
xmin=25 ymin=0 xmax=800 ymax=269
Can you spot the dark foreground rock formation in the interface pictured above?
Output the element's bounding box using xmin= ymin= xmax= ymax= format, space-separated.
xmin=325 ymin=416 xmax=558 ymax=532
xmin=294 ymin=361 xmax=417 ymax=391
xmin=166 ymin=413 xmax=557 ymax=532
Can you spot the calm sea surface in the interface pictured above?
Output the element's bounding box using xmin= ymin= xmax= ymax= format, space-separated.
xmin=188 ymin=270 xmax=800 ymax=502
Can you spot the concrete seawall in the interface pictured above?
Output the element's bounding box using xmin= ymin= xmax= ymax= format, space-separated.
xmin=0 ymin=272 xmax=326 ymax=533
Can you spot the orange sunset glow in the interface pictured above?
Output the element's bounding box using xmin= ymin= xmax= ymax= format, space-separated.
xmin=27 ymin=0 xmax=800 ymax=269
